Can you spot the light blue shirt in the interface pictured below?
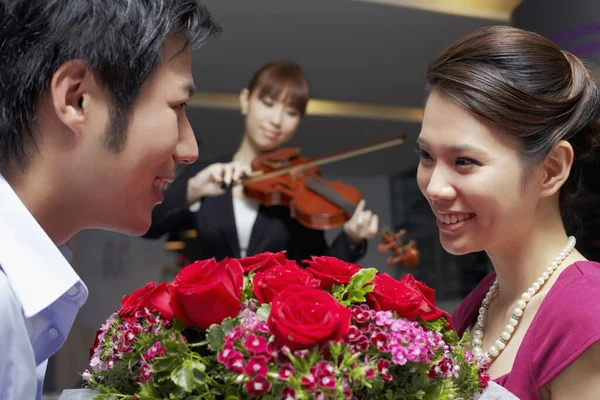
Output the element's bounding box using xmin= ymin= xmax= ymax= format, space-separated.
xmin=0 ymin=174 xmax=88 ymax=399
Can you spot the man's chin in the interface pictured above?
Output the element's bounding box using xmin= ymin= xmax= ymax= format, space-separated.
xmin=108 ymin=215 xmax=152 ymax=237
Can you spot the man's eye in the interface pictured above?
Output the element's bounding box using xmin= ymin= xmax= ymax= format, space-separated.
xmin=414 ymin=148 xmax=432 ymax=160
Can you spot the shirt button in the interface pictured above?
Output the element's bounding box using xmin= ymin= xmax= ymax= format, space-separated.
xmin=48 ymin=328 xmax=59 ymax=339
xmin=66 ymin=285 xmax=78 ymax=296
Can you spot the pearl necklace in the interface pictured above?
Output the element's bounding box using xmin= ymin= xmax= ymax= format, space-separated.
xmin=471 ymin=236 xmax=576 ymax=363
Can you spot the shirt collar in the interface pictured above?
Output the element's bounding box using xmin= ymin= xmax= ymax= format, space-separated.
xmin=0 ymin=174 xmax=83 ymax=317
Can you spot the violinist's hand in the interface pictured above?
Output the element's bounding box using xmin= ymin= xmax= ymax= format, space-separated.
xmin=343 ymin=199 xmax=379 ymax=246
xmin=186 ymin=161 xmax=252 ymax=204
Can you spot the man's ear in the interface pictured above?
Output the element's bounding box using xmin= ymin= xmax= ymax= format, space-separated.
xmin=539 ymin=140 xmax=574 ymax=198
xmin=239 ymin=88 xmax=250 ymax=115
xmin=49 ymin=60 xmax=93 ymax=134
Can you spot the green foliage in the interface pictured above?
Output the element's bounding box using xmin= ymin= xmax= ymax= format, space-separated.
xmin=332 ymin=268 xmax=378 ymax=306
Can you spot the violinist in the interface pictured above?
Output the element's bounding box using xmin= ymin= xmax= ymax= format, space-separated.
xmin=144 ymin=59 xmax=379 ymax=264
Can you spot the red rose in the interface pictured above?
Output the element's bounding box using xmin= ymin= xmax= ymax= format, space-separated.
xmin=400 ymin=274 xmax=436 ymax=304
xmin=252 ymin=264 xmax=320 ymax=304
xmin=169 ymin=258 xmax=243 ymax=329
xmin=303 ymin=256 xmax=362 ymax=291
xmin=239 ymin=251 xmax=289 ymax=273
xmin=268 ymin=286 xmax=351 ymax=351
xmin=118 ymin=281 xmax=174 ymax=320
xmin=89 ymin=328 xmax=102 ymax=359
xmin=366 ymin=273 xmax=450 ymax=324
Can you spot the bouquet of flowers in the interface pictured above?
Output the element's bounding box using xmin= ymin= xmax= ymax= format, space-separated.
xmin=83 ymin=252 xmax=488 ymax=399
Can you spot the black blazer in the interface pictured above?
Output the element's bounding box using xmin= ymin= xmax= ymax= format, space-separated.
xmin=144 ymin=154 xmax=367 ymax=265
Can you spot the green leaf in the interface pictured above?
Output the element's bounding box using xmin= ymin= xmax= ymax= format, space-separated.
xmin=221 ymin=317 xmax=236 ymax=332
xmin=170 ymin=359 xmax=206 ymax=392
xmin=418 ymin=316 xmax=448 ymax=333
xmin=346 ymin=268 xmax=378 ymax=292
xmin=256 ymin=303 xmax=271 ymax=321
xmin=331 ymin=283 xmax=345 ymax=297
xmin=241 ymin=273 xmax=256 ymax=303
xmin=442 ymin=329 xmax=460 ymax=344
xmin=207 ymin=324 xmax=226 ymax=351
xmin=152 ymin=354 xmax=178 ymax=373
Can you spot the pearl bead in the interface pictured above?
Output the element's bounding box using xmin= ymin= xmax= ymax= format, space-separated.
xmin=513 ymin=308 xmax=523 ymax=317
xmin=537 ymin=277 xmax=545 ymax=285
xmin=470 ymin=237 xmax=575 ymax=364
xmin=489 ymin=346 xmax=499 ymax=357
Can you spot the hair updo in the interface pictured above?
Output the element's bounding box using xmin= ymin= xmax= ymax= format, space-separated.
xmin=425 ymin=25 xmax=600 ymax=210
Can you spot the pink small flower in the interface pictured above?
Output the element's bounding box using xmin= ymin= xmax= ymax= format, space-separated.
xmin=227 ymin=326 xmax=244 ymax=340
xmin=318 ymin=374 xmax=336 ymax=390
xmin=146 ymin=341 xmax=166 ymax=359
xmin=342 ymin=376 xmax=352 ymax=398
xmin=315 ymin=361 xmax=335 ymax=375
xmin=301 ymin=371 xmax=317 ymax=391
xmin=139 ymin=362 xmax=153 ymax=383
xmin=230 ymin=355 xmax=245 ymax=374
xmin=245 ymin=356 xmax=269 ymax=378
xmin=346 ymin=326 xmax=362 ymax=342
xmin=377 ymin=358 xmax=391 ymax=374
xmin=314 ymin=390 xmax=328 ymax=400
xmin=81 ymin=370 xmax=91 ymax=382
xmin=370 ymin=332 xmax=389 ymax=352
xmin=245 ymin=377 xmax=271 ymax=396
xmin=278 ymin=364 xmax=295 ymax=380
xmin=244 ymin=334 xmax=268 ymax=353
xmin=281 ymin=387 xmax=297 ymax=399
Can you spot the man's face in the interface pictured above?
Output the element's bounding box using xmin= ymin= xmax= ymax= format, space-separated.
xmin=80 ymin=35 xmax=198 ymax=234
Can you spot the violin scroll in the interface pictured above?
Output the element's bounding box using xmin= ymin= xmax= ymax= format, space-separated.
xmin=377 ymin=229 xmax=419 ymax=269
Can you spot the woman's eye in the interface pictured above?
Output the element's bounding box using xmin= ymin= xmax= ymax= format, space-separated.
xmin=287 ymin=110 xmax=299 ymax=117
xmin=456 ymin=157 xmax=480 ymax=167
xmin=262 ymin=99 xmax=273 ymax=107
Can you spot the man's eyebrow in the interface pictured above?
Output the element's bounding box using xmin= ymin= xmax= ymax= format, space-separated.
xmin=184 ymin=83 xmax=197 ymax=97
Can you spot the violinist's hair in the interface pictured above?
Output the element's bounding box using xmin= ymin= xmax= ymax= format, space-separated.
xmin=247 ymin=60 xmax=310 ymax=117
xmin=425 ymin=25 xmax=600 ymax=211
xmin=0 ymin=0 xmax=221 ymax=174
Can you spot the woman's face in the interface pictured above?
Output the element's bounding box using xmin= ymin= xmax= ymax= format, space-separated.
xmin=416 ymin=91 xmax=544 ymax=255
xmin=240 ymin=87 xmax=303 ymax=152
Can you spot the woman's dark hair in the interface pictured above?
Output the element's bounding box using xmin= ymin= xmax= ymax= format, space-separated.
xmin=247 ymin=60 xmax=310 ymax=117
xmin=425 ymin=25 xmax=600 ymax=215
xmin=0 ymin=0 xmax=221 ymax=173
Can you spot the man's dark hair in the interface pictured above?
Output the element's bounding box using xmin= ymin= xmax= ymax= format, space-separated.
xmin=0 ymin=0 xmax=221 ymax=173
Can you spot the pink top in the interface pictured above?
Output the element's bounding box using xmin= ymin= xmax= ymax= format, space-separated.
xmin=452 ymin=261 xmax=600 ymax=400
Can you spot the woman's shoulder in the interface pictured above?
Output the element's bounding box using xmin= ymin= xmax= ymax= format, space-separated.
xmin=525 ymin=260 xmax=600 ymax=386
xmin=549 ymin=260 xmax=600 ymax=300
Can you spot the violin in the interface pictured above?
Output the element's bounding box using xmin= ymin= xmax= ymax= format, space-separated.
xmin=233 ymin=135 xmax=420 ymax=268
